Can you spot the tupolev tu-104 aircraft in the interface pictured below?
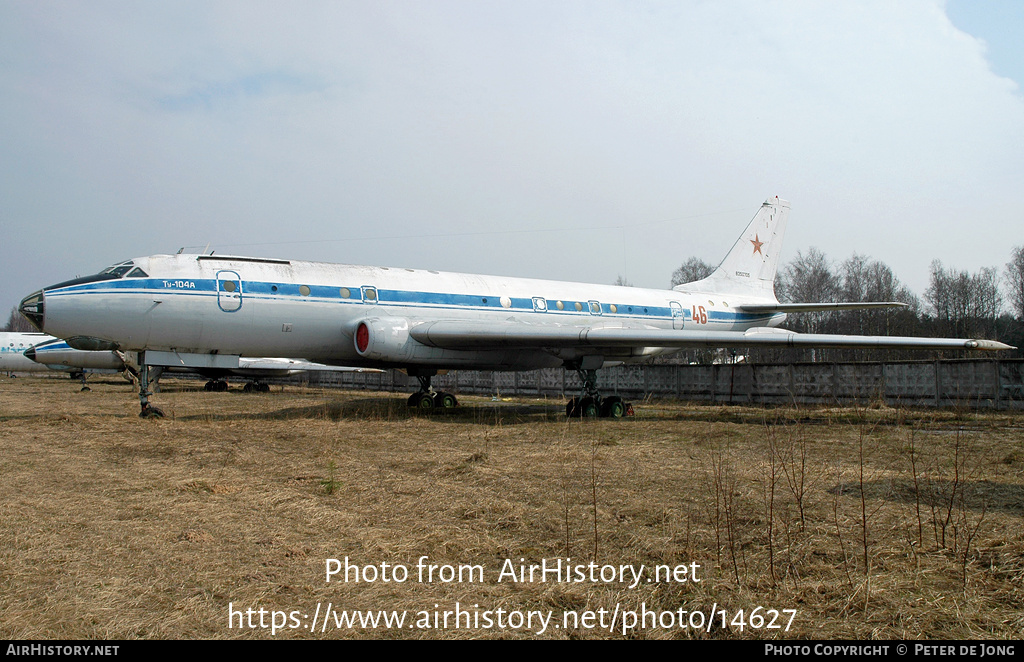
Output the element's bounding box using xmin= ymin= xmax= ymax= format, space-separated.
xmin=19 ymin=197 xmax=1014 ymax=417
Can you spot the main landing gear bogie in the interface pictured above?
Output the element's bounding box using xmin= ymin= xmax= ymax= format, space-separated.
xmin=405 ymin=372 xmax=458 ymax=411
xmin=407 ymin=390 xmax=459 ymax=410
xmin=565 ymin=365 xmax=633 ymax=419
xmin=565 ymin=394 xmax=630 ymax=419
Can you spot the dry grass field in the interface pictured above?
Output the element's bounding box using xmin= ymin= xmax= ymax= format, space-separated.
xmin=1 ymin=374 xmax=1022 ymax=640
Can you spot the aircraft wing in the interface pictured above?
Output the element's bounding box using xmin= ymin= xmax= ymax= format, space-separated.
xmin=739 ymin=302 xmax=908 ymax=313
xmin=410 ymin=321 xmax=1014 ymax=351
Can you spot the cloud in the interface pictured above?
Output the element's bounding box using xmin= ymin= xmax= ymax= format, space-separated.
xmin=1 ymin=0 xmax=1022 ymax=317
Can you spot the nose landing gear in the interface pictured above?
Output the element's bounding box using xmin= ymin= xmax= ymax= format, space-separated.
xmin=137 ymin=362 xmax=165 ymax=418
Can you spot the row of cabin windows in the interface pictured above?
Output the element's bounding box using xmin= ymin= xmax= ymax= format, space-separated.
xmin=216 ymin=282 xmax=713 ymax=317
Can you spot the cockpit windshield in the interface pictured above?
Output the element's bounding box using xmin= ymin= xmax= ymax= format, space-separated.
xmin=100 ymin=261 xmax=148 ymax=278
xmin=101 ymin=261 xmax=135 ymax=277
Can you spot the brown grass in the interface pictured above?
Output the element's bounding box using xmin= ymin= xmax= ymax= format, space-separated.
xmin=1 ymin=375 xmax=1022 ymax=639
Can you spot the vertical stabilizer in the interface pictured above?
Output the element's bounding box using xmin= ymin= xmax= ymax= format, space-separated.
xmin=674 ymin=196 xmax=789 ymax=299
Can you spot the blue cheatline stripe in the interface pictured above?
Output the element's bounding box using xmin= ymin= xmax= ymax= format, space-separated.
xmin=34 ymin=341 xmax=72 ymax=352
xmin=45 ymin=278 xmax=775 ymax=324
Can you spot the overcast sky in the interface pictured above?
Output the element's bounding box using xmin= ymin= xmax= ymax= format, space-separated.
xmin=2 ymin=0 xmax=1022 ymax=320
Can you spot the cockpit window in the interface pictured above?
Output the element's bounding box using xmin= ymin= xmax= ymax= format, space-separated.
xmin=101 ymin=261 xmax=135 ymax=278
xmin=126 ymin=267 xmax=148 ymax=278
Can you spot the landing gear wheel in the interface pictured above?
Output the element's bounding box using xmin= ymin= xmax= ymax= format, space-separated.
xmin=80 ymin=386 xmax=92 ymax=392
xmin=140 ymin=404 xmax=165 ymax=419
xmin=567 ymin=396 xmax=599 ymax=418
xmin=417 ymin=393 xmax=435 ymax=410
xmin=600 ymin=396 xmax=626 ymax=419
xmin=435 ymin=392 xmax=458 ymax=409
xmin=408 ymin=392 xmax=424 ymax=407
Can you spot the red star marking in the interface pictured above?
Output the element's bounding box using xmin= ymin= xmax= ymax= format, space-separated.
xmin=750 ymin=234 xmax=764 ymax=255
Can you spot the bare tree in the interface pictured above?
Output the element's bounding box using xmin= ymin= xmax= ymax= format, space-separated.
xmin=924 ymin=260 xmax=1002 ymax=338
xmin=839 ymin=254 xmax=921 ymax=337
xmin=1006 ymin=246 xmax=1024 ymax=319
xmin=4 ymin=307 xmax=35 ymax=333
xmin=779 ymin=248 xmax=839 ymax=334
xmin=670 ymin=257 xmax=715 ymax=288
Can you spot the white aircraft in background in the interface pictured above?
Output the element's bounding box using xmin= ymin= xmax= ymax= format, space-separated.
xmin=21 ymin=335 xmax=126 ymax=388
xmin=2 ymin=332 xmax=125 ymax=389
xmin=0 ymin=332 xmax=76 ymax=375
xmin=19 ymin=197 xmax=1013 ymax=417
xmin=21 ymin=336 xmax=380 ymax=392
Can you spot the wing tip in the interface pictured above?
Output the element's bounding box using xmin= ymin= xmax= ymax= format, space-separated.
xmin=968 ymin=340 xmax=1016 ymax=351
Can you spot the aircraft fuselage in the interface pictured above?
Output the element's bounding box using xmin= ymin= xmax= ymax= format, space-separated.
xmin=30 ymin=254 xmax=784 ymax=372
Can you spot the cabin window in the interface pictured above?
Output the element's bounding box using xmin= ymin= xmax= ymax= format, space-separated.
xmin=500 ymin=296 xmax=512 ymax=309
xmin=556 ymin=301 xmax=564 ymax=310
xmin=610 ymin=304 xmax=617 ymax=313
xmin=590 ymin=302 xmax=601 ymax=314
xmin=574 ymin=302 xmax=583 ymax=312
xmin=363 ymin=287 xmax=377 ymax=302
xmin=223 ymin=281 xmax=237 ymax=293
xmin=126 ymin=267 xmax=148 ymax=278
xmin=340 ymin=287 xmax=351 ymax=299
xmin=300 ymin=285 xmax=311 ymax=296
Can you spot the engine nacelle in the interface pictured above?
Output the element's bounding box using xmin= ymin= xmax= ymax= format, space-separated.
xmin=353 ymin=317 xmax=426 ymax=363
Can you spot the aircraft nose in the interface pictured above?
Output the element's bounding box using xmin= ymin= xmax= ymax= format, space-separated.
xmin=19 ymin=290 xmax=45 ymax=332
